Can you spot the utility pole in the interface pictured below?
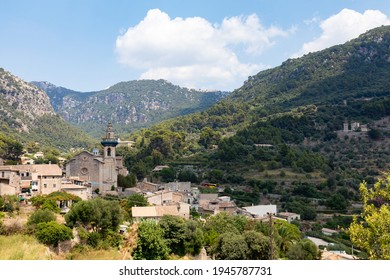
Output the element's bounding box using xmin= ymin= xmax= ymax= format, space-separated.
xmin=268 ymin=212 xmax=275 ymax=260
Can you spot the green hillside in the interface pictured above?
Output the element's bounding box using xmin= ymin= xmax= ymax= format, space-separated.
xmin=33 ymin=79 xmax=228 ymax=137
xmin=0 ymin=68 xmax=96 ymax=154
xmin=118 ymin=25 xmax=390 ymax=216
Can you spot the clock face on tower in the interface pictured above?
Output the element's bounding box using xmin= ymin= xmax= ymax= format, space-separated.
xmin=81 ymin=167 xmax=88 ymax=175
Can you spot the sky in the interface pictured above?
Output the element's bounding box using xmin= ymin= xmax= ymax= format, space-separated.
xmin=1 ymin=0 xmax=390 ymax=92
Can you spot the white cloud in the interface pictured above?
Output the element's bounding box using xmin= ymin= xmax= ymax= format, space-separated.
xmin=294 ymin=9 xmax=390 ymax=58
xmin=115 ymin=9 xmax=289 ymax=90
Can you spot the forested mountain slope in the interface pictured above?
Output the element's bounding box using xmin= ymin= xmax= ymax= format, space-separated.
xmin=32 ymin=80 xmax=228 ymax=137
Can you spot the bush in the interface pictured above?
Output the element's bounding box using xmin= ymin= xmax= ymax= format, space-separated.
xmin=0 ymin=220 xmax=25 ymax=235
xmin=35 ymin=222 xmax=73 ymax=247
xmin=27 ymin=209 xmax=56 ymax=230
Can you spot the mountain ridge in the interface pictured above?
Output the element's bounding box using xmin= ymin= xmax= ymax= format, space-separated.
xmin=0 ymin=68 xmax=96 ymax=151
xmin=32 ymin=79 xmax=229 ymax=137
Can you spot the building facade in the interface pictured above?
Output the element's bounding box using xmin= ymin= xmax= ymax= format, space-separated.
xmin=0 ymin=164 xmax=62 ymax=196
xmin=65 ymin=123 xmax=128 ymax=193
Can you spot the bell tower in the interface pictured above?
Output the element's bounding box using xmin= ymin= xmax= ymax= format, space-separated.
xmin=101 ymin=123 xmax=118 ymax=159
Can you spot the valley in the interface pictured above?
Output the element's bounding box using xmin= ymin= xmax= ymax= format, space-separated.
xmin=1 ymin=25 xmax=390 ymax=260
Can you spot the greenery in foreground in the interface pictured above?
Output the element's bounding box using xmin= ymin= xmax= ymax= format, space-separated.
xmin=0 ymin=193 xmax=320 ymax=260
xmin=349 ymin=173 xmax=390 ymax=259
xmin=2 ymin=170 xmax=390 ymax=260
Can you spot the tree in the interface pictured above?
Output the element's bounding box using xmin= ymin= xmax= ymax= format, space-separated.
xmin=349 ymin=174 xmax=390 ymax=259
xmin=131 ymin=161 xmax=148 ymax=180
xmin=368 ymin=128 xmax=382 ymax=140
xmin=35 ymin=221 xmax=73 ymax=247
xmin=214 ymin=233 xmax=248 ymax=260
xmin=121 ymin=193 xmax=148 ymax=218
xmin=65 ymin=198 xmax=122 ymax=233
xmin=178 ymin=169 xmax=199 ymax=183
xmin=243 ymin=230 xmax=269 ymax=260
xmin=159 ymin=215 xmax=186 ymax=256
xmin=27 ymin=209 xmax=56 ymax=230
xmin=133 ymin=220 xmax=169 ymax=260
xmin=184 ymin=220 xmax=204 ymax=255
xmin=275 ymin=220 xmax=301 ymax=257
xmin=118 ymin=173 xmax=137 ymax=189
xmin=159 ymin=167 xmax=176 ymax=183
xmin=286 ymin=239 xmax=320 ymax=260
xmin=325 ymin=193 xmax=348 ymax=210
xmin=207 ymin=169 xmax=224 ymax=183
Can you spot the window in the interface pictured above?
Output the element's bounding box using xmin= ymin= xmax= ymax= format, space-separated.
xmin=44 ymin=184 xmax=47 ymax=188
xmin=1 ymin=172 xmax=4 ymax=177
xmin=53 ymin=184 xmax=56 ymax=188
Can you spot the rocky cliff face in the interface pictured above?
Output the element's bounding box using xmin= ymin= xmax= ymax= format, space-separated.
xmin=0 ymin=68 xmax=54 ymax=132
xmin=32 ymin=79 xmax=228 ymax=136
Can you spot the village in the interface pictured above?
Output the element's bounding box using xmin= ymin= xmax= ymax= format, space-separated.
xmin=0 ymin=124 xmax=356 ymax=260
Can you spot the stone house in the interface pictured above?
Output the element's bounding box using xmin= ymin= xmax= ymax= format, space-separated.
xmin=0 ymin=164 xmax=62 ymax=195
xmin=198 ymin=196 xmax=237 ymax=215
xmin=278 ymin=212 xmax=301 ymax=223
xmin=0 ymin=164 xmax=62 ymax=196
xmin=132 ymin=205 xmax=180 ymax=221
xmin=146 ymin=190 xmax=184 ymax=206
xmin=0 ymin=166 xmax=19 ymax=195
xmin=161 ymin=181 xmax=191 ymax=192
xmin=60 ymin=178 xmax=92 ymax=200
xmin=138 ymin=179 xmax=161 ymax=193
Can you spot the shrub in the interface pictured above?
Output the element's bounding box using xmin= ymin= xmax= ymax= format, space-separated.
xmin=27 ymin=209 xmax=56 ymax=230
xmin=35 ymin=222 xmax=73 ymax=247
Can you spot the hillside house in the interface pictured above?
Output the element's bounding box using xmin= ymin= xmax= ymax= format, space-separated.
xmin=278 ymin=212 xmax=300 ymax=223
xmin=34 ymin=152 xmax=44 ymax=159
xmin=198 ymin=196 xmax=237 ymax=215
xmin=322 ymin=228 xmax=339 ymax=236
xmin=152 ymin=165 xmax=170 ymax=172
xmin=132 ymin=205 xmax=179 ymax=221
xmin=0 ymin=166 xmax=19 ymax=195
xmin=137 ymin=178 xmax=161 ymax=193
xmin=60 ymin=178 xmax=92 ymax=200
xmin=161 ymin=181 xmax=191 ymax=192
xmin=0 ymin=164 xmax=62 ymax=197
xmin=242 ymin=204 xmax=277 ymax=218
xmin=20 ymin=155 xmax=34 ymax=165
xmin=146 ymin=190 xmax=184 ymax=206
xmin=199 ymin=193 xmax=218 ymax=201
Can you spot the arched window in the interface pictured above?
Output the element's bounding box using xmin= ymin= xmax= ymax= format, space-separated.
xmin=107 ymin=148 xmax=111 ymax=157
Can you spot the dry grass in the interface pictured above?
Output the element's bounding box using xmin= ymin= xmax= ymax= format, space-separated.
xmin=64 ymin=248 xmax=123 ymax=260
xmin=0 ymin=235 xmax=51 ymax=260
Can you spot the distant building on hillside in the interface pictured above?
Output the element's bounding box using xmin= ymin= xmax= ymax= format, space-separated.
xmin=343 ymin=120 xmax=368 ymax=132
xmin=65 ymin=123 xmax=128 ymax=193
xmin=278 ymin=212 xmax=300 ymax=223
xmin=242 ymin=204 xmax=277 ymax=218
xmin=343 ymin=122 xmax=349 ymax=132
xmin=132 ymin=205 xmax=183 ymax=221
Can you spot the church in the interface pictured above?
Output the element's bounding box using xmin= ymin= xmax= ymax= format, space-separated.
xmin=65 ymin=123 xmax=128 ymax=193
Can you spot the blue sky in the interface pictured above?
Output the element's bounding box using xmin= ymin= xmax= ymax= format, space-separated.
xmin=1 ymin=0 xmax=390 ymax=92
